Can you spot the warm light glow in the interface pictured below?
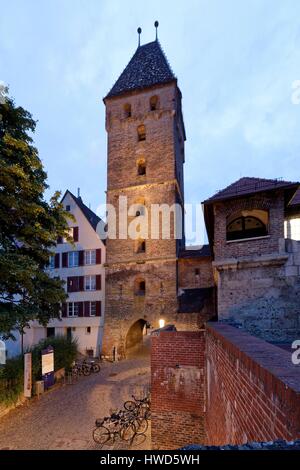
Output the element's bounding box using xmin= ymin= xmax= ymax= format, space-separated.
xmin=159 ymin=319 xmax=165 ymax=328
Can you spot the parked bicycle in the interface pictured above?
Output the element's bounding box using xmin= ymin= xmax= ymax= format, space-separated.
xmin=93 ymin=411 xmax=136 ymax=445
xmin=93 ymin=391 xmax=151 ymax=446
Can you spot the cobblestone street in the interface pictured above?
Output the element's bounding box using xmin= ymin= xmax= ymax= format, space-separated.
xmin=0 ymin=343 xmax=150 ymax=450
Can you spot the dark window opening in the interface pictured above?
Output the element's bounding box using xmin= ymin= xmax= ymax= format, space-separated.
xmin=135 ymin=279 xmax=146 ymax=296
xmin=124 ymin=103 xmax=131 ymax=118
xmin=66 ymin=205 xmax=70 ymax=212
xmin=47 ymin=327 xmax=55 ymax=338
xmin=137 ymin=162 xmax=146 ymax=175
xmin=137 ymin=240 xmax=146 ymax=253
xmin=137 ymin=125 xmax=146 ymax=141
xmin=226 ymin=215 xmax=268 ymax=241
xmin=150 ymin=95 xmax=159 ymax=111
xmin=195 ymin=268 xmax=200 ymax=275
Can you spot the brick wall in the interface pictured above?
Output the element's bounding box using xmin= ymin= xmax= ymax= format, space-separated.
xmin=206 ymin=323 xmax=300 ymax=445
xmin=178 ymin=257 xmax=214 ymax=289
xmin=213 ymin=192 xmax=284 ymax=260
xmin=150 ymin=323 xmax=300 ymax=448
xmin=151 ymin=328 xmax=206 ymax=449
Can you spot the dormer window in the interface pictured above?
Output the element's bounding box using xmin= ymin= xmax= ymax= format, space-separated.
xmin=150 ymin=95 xmax=159 ymax=111
xmin=137 ymin=124 xmax=146 ymax=141
xmin=124 ymin=103 xmax=131 ymax=118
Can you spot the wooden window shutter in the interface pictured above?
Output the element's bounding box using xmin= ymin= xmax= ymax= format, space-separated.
xmin=95 ymin=301 xmax=101 ymax=317
xmin=54 ymin=253 xmax=60 ymax=269
xmin=79 ymin=276 xmax=84 ymax=292
xmin=79 ymin=250 xmax=84 ymax=266
xmin=73 ymin=227 xmax=79 ymax=242
xmin=84 ymin=301 xmax=90 ymax=317
xmin=78 ymin=302 xmax=84 ymax=317
xmin=96 ymin=275 xmax=101 ymax=291
xmin=62 ymin=252 xmax=68 ymax=268
xmin=61 ymin=303 xmax=67 ymax=318
xmin=96 ymin=249 xmax=101 ymax=264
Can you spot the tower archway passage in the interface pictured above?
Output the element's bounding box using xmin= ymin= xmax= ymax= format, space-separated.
xmin=125 ymin=319 xmax=147 ymax=352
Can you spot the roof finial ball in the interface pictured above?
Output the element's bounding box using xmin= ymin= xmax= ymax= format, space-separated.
xmin=154 ymin=20 xmax=159 ymax=41
xmin=137 ymin=27 xmax=142 ymax=47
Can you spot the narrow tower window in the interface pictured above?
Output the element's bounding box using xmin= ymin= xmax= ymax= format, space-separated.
xmin=137 ymin=124 xmax=146 ymax=141
xmin=136 ymin=240 xmax=146 ymax=253
xmin=135 ymin=278 xmax=146 ymax=296
xmin=124 ymin=103 xmax=131 ymax=118
xmin=150 ymin=95 xmax=159 ymax=111
xmin=137 ymin=161 xmax=146 ymax=175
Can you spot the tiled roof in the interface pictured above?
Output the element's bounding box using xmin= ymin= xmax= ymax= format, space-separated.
xmin=105 ymin=40 xmax=175 ymax=99
xmin=179 ymin=245 xmax=211 ymax=258
xmin=64 ymin=190 xmax=101 ymax=231
xmin=203 ymin=177 xmax=299 ymax=204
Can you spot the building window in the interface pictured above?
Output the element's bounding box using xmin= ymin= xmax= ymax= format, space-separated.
xmin=49 ymin=255 xmax=55 ymax=269
xmin=135 ymin=279 xmax=146 ymax=296
xmin=150 ymin=95 xmax=159 ymax=111
xmin=137 ymin=124 xmax=146 ymax=141
xmin=137 ymin=161 xmax=146 ymax=175
xmin=124 ymin=103 xmax=131 ymax=118
xmin=86 ymin=327 xmax=91 ymax=335
xmin=136 ymin=240 xmax=146 ymax=253
xmin=85 ymin=275 xmax=96 ymax=291
xmin=68 ymin=251 xmax=79 ymax=267
xmin=68 ymin=302 xmax=79 ymax=317
xmin=85 ymin=249 xmax=96 ymax=265
xmin=47 ymin=327 xmax=55 ymax=338
xmin=226 ymin=210 xmax=269 ymax=241
xmin=90 ymin=302 xmax=97 ymax=316
xmin=66 ymin=205 xmax=71 ymax=212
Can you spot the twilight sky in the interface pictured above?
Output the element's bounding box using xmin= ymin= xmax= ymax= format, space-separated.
xmin=1 ymin=0 xmax=300 ymax=244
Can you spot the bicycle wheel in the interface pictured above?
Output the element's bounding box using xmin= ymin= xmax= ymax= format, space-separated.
xmin=82 ymin=365 xmax=91 ymax=376
xmin=92 ymin=364 xmax=101 ymax=373
xmin=134 ymin=418 xmax=148 ymax=434
xmin=124 ymin=400 xmax=136 ymax=411
xmin=120 ymin=422 xmax=136 ymax=442
xmin=93 ymin=426 xmax=110 ymax=445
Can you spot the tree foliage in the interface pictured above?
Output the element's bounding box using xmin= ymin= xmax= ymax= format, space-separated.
xmin=0 ymin=90 xmax=72 ymax=338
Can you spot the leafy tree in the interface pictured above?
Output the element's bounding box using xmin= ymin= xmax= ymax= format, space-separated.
xmin=0 ymin=89 xmax=72 ymax=340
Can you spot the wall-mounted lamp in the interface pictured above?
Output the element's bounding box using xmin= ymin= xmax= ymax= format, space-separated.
xmin=159 ymin=319 xmax=165 ymax=329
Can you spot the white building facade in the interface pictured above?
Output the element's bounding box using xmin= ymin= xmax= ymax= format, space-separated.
xmin=22 ymin=190 xmax=106 ymax=357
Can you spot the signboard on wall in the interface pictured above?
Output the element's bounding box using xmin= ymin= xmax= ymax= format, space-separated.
xmin=42 ymin=349 xmax=54 ymax=375
xmin=24 ymin=352 xmax=32 ymax=398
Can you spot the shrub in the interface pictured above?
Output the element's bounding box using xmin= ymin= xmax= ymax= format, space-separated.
xmin=0 ymin=335 xmax=78 ymax=405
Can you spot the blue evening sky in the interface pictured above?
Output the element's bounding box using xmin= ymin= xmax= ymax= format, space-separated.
xmin=1 ymin=0 xmax=300 ymax=244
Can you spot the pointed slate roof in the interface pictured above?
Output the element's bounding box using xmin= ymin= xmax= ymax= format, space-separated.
xmin=203 ymin=177 xmax=300 ymax=204
xmin=62 ymin=190 xmax=101 ymax=231
xmin=105 ymin=40 xmax=176 ymax=99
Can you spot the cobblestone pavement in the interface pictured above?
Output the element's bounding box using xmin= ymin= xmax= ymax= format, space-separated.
xmin=0 ymin=342 xmax=151 ymax=450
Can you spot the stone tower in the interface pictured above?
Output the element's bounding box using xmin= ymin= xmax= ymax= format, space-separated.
xmin=102 ymin=37 xmax=186 ymax=357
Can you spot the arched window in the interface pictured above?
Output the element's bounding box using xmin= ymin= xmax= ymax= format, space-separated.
xmin=124 ymin=103 xmax=131 ymax=118
xmin=135 ymin=278 xmax=146 ymax=296
xmin=137 ymin=124 xmax=146 ymax=141
xmin=226 ymin=210 xmax=269 ymax=241
xmin=137 ymin=161 xmax=146 ymax=176
xmin=150 ymin=95 xmax=159 ymax=111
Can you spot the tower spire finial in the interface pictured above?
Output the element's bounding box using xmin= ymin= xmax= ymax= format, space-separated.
xmin=154 ymin=20 xmax=159 ymax=41
xmin=137 ymin=27 xmax=142 ymax=47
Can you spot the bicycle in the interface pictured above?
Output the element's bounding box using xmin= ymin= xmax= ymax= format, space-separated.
xmin=124 ymin=394 xmax=150 ymax=420
xmin=93 ymin=412 xmax=136 ymax=446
